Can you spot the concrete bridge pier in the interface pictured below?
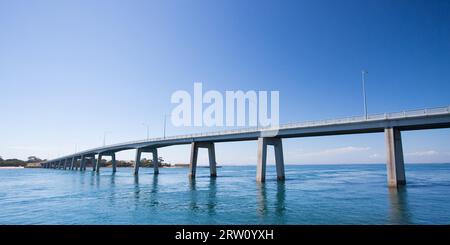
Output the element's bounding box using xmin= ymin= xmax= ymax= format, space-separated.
xmin=95 ymin=154 xmax=102 ymax=172
xmin=150 ymin=148 xmax=159 ymax=175
xmin=92 ymin=156 xmax=97 ymax=171
xmin=189 ymin=142 xmax=217 ymax=179
xmin=111 ymin=153 xmax=116 ymax=173
xmin=84 ymin=157 xmax=90 ymax=171
xmin=57 ymin=160 xmax=62 ymax=169
xmin=79 ymin=155 xmax=85 ymax=171
xmin=134 ymin=148 xmax=159 ymax=175
xmin=63 ymin=159 xmax=67 ymax=170
xmin=84 ymin=156 xmax=89 ymax=171
xmin=82 ymin=157 xmax=89 ymax=171
xmin=74 ymin=158 xmax=79 ymax=170
xmin=70 ymin=157 xmax=75 ymax=170
xmin=257 ymin=137 xmax=285 ymax=182
xmin=134 ymin=149 xmax=142 ymax=175
xmin=385 ymin=127 xmax=406 ymax=187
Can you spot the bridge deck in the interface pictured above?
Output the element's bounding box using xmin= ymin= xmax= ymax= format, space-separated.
xmin=47 ymin=106 xmax=450 ymax=161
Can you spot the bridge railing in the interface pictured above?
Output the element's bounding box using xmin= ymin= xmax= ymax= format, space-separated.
xmin=280 ymin=106 xmax=450 ymax=130
xmin=88 ymin=106 xmax=450 ymax=151
xmin=51 ymin=105 xmax=450 ymax=160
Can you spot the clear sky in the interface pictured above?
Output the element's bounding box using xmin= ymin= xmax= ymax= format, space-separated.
xmin=1 ymin=0 xmax=449 ymax=165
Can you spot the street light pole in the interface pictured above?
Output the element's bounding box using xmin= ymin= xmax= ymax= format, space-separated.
xmin=361 ymin=70 xmax=368 ymax=120
xmin=103 ymin=131 xmax=111 ymax=147
xmin=163 ymin=114 xmax=167 ymax=139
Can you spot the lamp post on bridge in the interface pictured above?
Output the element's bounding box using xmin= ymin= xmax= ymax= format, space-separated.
xmin=163 ymin=114 xmax=168 ymax=139
xmin=103 ymin=131 xmax=111 ymax=147
xmin=361 ymin=70 xmax=368 ymax=120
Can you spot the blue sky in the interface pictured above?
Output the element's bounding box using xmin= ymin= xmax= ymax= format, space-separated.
xmin=1 ymin=0 xmax=449 ymax=165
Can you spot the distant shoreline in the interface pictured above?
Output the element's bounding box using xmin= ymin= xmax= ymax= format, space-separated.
xmin=0 ymin=166 xmax=24 ymax=169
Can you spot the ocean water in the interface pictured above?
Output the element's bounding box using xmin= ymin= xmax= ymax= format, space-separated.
xmin=0 ymin=164 xmax=449 ymax=224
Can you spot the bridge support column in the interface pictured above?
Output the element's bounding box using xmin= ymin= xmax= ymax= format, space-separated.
xmin=152 ymin=148 xmax=159 ymax=175
xmin=92 ymin=155 xmax=97 ymax=171
xmin=63 ymin=159 xmax=67 ymax=170
xmin=80 ymin=155 xmax=85 ymax=171
xmin=57 ymin=160 xmax=62 ymax=169
xmin=70 ymin=157 xmax=75 ymax=170
xmin=257 ymin=137 xmax=285 ymax=182
xmin=82 ymin=157 xmax=87 ymax=171
xmin=84 ymin=156 xmax=88 ymax=171
xmin=111 ymin=153 xmax=116 ymax=173
xmin=96 ymin=154 xmax=102 ymax=172
xmin=189 ymin=142 xmax=217 ymax=179
xmin=134 ymin=149 xmax=142 ymax=175
xmin=385 ymin=128 xmax=406 ymax=187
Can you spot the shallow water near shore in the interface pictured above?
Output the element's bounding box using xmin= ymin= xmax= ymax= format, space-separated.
xmin=0 ymin=164 xmax=450 ymax=224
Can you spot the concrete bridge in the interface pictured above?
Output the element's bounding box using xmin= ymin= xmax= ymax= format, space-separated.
xmin=43 ymin=106 xmax=450 ymax=187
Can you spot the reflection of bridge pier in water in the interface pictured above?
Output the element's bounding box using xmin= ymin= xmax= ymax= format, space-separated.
xmin=149 ymin=174 xmax=159 ymax=208
xmin=133 ymin=175 xmax=140 ymax=201
xmin=256 ymin=182 xmax=287 ymax=223
xmin=388 ymin=187 xmax=411 ymax=224
xmin=88 ymin=171 xmax=100 ymax=188
xmin=108 ymin=173 xmax=117 ymax=205
xmin=207 ymin=178 xmax=217 ymax=215
xmin=188 ymin=179 xmax=198 ymax=212
xmin=257 ymin=183 xmax=267 ymax=220
xmin=275 ymin=182 xmax=286 ymax=222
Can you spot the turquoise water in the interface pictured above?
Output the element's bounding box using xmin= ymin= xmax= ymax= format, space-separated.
xmin=0 ymin=164 xmax=450 ymax=224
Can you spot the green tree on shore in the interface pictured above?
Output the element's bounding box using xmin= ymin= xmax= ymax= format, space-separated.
xmin=27 ymin=156 xmax=42 ymax=163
